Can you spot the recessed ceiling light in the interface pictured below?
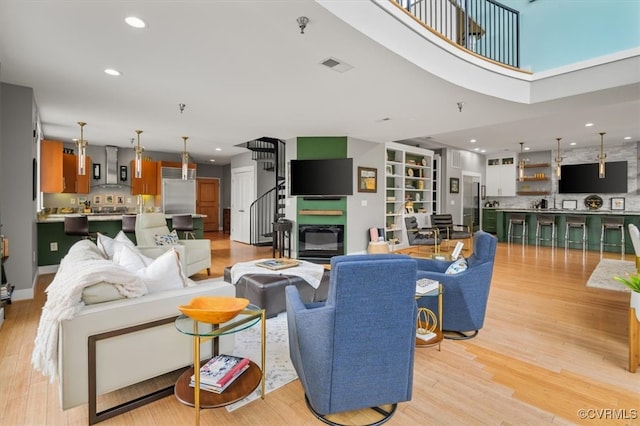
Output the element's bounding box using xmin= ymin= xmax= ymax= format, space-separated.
xmin=209 ymin=159 xmax=216 ymax=162
xmin=125 ymin=16 xmax=146 ymax=28
xmin=624 ymin=136 xmax=631 ymax=140
xmin=585 ymin=122 xmax=594 ymax=127
xmin=524 ymin=147 xmax=530 ymax=151
xmin=474 ymin=148 xmax=479 ymax=151
xmin=480 ymin=149 xmax=486 ymax=153
xmin=104 ymin=68 xmax=121 ymax=76
xmin=470 ymin=139 xmax=476 ymax=143
xmin=570 ymin=142 xmax=577 ymax=146
xmin=215 ymin=148 xmax=222 ymax=151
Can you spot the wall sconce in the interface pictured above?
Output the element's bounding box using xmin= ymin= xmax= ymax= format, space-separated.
xmin=134 ymin=129 xmax=144 ymax=179
xmin=181 ymin=136 xmax=189 ymax=180
xmin=554 ymin=137 xmax=563 ymax=178
xmin=76 ymin=121 xmax=88 ymax=176
xmin=597 ymin=132 xmax=606 ymax=178
xmin=518 ymin=142 xmax=525 ymax=182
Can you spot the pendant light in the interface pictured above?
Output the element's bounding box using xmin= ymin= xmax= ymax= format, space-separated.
xmin=597 ymin=132 xmax=606 ymax=179
xmin=554 ymin=138 xmax=563 ymax=178
xmin=76 ymin=122 xmax=88 ymax=175
xmin=134 ymin=130 xmax=144 ymax=179
xmin=517 ymin=142 xmax=525 ymax=182
xmin=181 ymin=136 xmax=189 ymax=180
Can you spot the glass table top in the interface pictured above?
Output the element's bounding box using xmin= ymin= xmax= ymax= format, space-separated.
xmin=175 ymin=303 xmax=262 ymax=337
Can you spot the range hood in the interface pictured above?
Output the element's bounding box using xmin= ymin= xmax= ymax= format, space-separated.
xmin=97 ymin=145 xmax=123 ymax=188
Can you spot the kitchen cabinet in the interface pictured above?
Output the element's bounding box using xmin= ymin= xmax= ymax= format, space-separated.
xmin=41 ymin=140 xmax=64 ymax=193
xmin=482 ymin=208 xmax=497 ymax=233
xmin=41 ymin=139 xmax=90 ymax=193
xmin=130 ymin=160 xmax=158 ymax=195
xmin=485 ymin=153 xmax=516 ymax=197
xmin=62 ymin=153 xmax=76 ymax=193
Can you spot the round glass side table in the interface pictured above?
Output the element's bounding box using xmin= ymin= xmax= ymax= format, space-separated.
xmin=174 ymin=304 xmax=265 ymax=426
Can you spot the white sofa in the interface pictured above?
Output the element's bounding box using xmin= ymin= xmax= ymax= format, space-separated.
xmin=58 ymin=279 xmax=235 ymax=410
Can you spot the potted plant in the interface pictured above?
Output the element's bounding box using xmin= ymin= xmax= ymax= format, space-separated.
xmin=614 ymin=273 xmax=640 ymax=315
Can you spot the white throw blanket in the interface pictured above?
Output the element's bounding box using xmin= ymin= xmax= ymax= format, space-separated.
xmin=31 ymin=249 xmax=147 ymax=382
xmin=230 ymin=258 xmax=325 ymax=289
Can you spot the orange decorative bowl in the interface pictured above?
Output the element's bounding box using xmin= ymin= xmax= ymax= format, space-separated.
xmin=178 ymin=296 xmax=250 ymax=324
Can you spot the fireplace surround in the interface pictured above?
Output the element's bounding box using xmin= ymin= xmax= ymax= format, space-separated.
xmin=298 ymin=224 xmax=344 ymax=263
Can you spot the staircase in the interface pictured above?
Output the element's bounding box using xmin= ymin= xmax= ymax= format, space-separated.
xmin=245 ymin=137 xmax=287 ymax=246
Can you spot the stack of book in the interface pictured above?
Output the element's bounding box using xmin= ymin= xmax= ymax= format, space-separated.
xmin=189 ymin=354 xmax=250 ymax=394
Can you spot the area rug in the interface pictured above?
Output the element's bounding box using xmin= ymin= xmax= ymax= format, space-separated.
xmin=586 ymin=259 xmax=634 ymax=292
xmin=225 ymin=311 xmax=297 ymax=411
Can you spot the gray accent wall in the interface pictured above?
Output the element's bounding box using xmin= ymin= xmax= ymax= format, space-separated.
xmin=0 ymin=83 xmax=38 ymax=299
xmin=347 ymin=137 xmax=385 ymax=254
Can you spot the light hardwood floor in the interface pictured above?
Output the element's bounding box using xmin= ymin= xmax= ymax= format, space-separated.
xmin=1 ymin=234 xmax=639 ymax=425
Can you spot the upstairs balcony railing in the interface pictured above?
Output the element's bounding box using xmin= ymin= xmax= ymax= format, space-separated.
xmin=398 ymin=0 xmax=520 ymax=68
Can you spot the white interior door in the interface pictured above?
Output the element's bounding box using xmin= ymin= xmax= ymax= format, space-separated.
xmin=231 ymin=166 xmax=255 ymax=244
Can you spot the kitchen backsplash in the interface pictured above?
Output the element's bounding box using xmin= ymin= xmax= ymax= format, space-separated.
xmin=42 ymin=189 xmax=160 ymax=213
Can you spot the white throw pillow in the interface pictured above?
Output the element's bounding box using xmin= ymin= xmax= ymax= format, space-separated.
xmin=113 ymin=244 xmax=154 ymax=273
xmin=97 ymin=231 xmax=136 ymax=259
xmin=445 ymin=258 xmax=468 ymax=275
xmin=154 ymin=229 xmax=180 ymax=246
xmin=134 ymin=248 xmax=187 ymax=294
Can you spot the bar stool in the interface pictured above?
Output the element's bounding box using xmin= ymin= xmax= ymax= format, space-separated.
xmin=564 ymin=215 xmax=587 ymax=251
xmin=121 ymin=214 xmax=136 ymax=233
xmin=507 ymin=213 xmax=527 ymax=244
xmin=171 ymin=214 xmax=196 ymax=239
xmin=600 ymin=216 xmax=625 ymax=255
xmin=64 ymin=215 xmax=93 ymax=240
xmin=272 ymin=219 xmax=293 ymax=258
xmin=535 ymin=214 xmax=556 ymax=247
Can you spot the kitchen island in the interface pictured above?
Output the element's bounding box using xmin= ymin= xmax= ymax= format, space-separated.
xmin=37 ymin=213 xmax=206 ymax=266
xmin=493 ymin=208 xmax=640 ymax=253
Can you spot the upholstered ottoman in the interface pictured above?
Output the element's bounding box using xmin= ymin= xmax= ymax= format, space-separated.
xmin=224 ymin=267 xmax=330 ymax=318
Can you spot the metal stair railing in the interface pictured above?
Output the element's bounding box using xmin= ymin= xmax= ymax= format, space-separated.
xmin=246 ymin=137 xmax=287 ymax=246
xmin=397 ymin=0 xmax=520 ymax=68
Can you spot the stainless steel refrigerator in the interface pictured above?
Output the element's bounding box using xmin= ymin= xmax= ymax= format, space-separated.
xmin=162 ymin=179 xmax=196 ymax=214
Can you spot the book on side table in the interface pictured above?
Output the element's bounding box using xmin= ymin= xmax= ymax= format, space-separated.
xmin=189 ymin=354 xmax=250 ymax=394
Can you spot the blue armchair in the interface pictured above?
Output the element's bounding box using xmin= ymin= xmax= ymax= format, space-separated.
xmin=285 ymin=254 xmax=417 ymax=424
xmin=415 ymin=231 xmax=497 ymax=339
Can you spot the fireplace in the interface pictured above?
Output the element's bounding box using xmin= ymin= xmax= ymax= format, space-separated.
xmin=298 ymin=224 xmax=344 ymax=263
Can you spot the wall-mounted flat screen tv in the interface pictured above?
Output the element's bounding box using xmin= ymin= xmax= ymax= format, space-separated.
xmin=559 ymin=161 xmax=627 ymax=194
xmin=290 ymin=158 xmax=353 ymax=197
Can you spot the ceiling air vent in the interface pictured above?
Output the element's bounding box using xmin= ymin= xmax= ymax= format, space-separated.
xmin=320 ymin=57 xmax=353 ymax=73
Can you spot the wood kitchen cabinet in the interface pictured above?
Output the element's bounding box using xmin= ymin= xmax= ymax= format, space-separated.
xmin=41 ymin=139 xmax=91 ymax=193
xmin=130 ymin=160 xmax=158 ymax=195
xmin=41 ymin=140 xmax=64 ymax=193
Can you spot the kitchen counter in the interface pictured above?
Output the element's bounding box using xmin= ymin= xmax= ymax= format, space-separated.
xmin=491 ymin=209 xmax=640 ymax=252
xmin=37 ymin=214 xmax=206 ymax=266
xmin=495 ymin=208 xmax=640 ymax=215
xmin=37 ymin=213 xmax=207 ymax=223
